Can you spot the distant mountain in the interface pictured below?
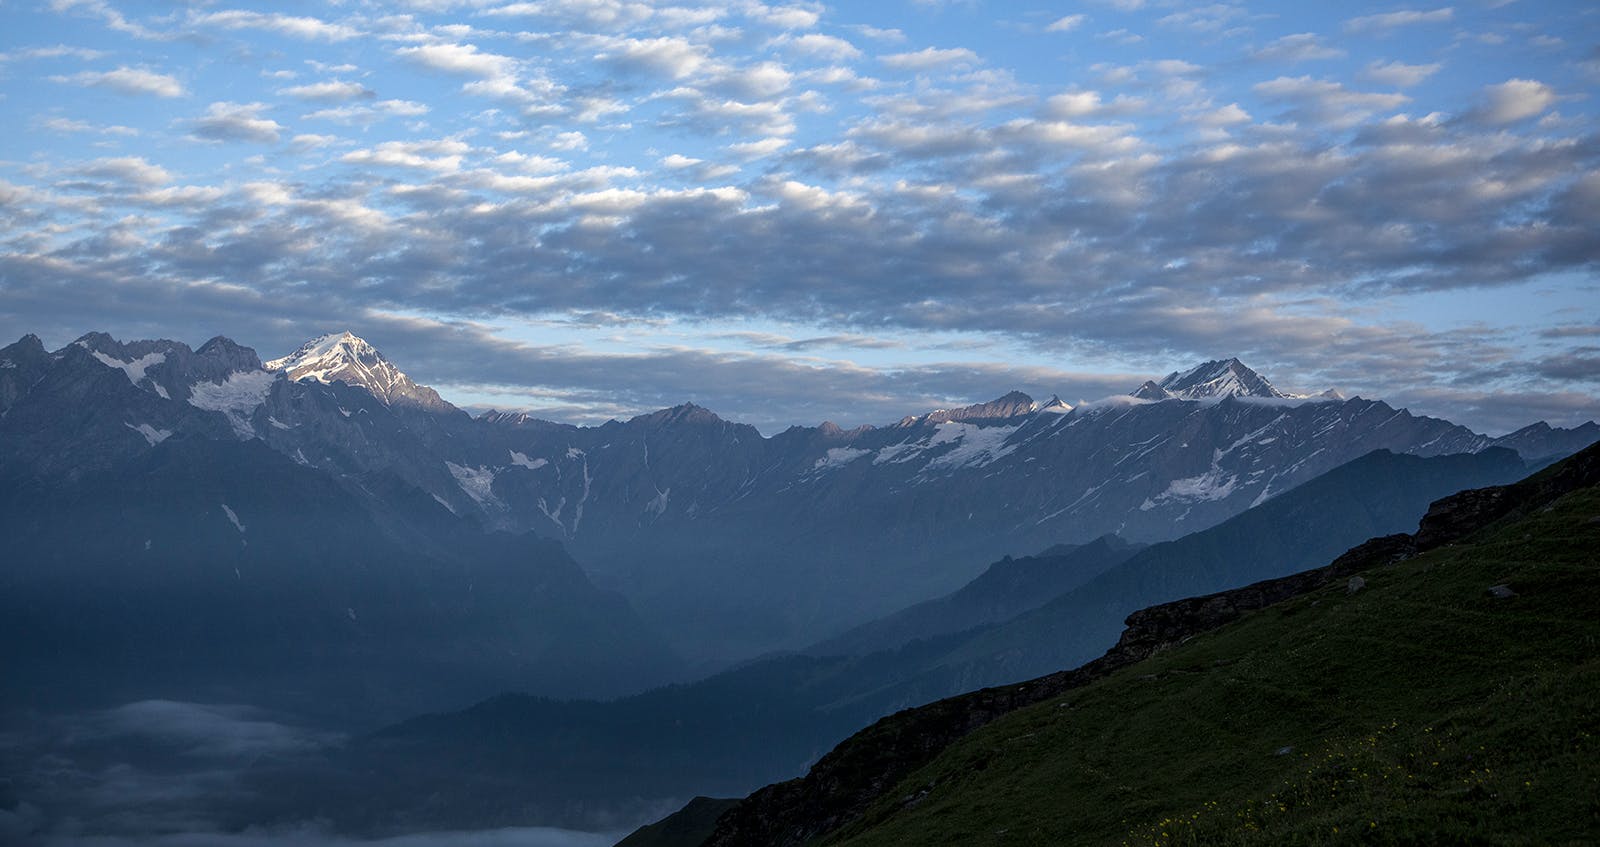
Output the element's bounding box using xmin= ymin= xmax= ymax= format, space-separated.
xmin=810 ymin=535 xmax=1144 ymax=657
xmin=682 ymin=440 xmax=1600 ymax=847
xmin=0 ymin=334 xmax=680 ymax=719
xmin=1135 ymin=357 xmax=1290 ymax=400
xmin=4 ymin=330 xmax=1596 ymax=661
xmin=266 ymin=330 xmax=458 ymax=415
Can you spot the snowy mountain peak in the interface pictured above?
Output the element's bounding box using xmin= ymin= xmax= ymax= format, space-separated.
xmin=1146 ymin=358 xmax=1288 ymax=400
xmin=267 ymin=332 xmax=455 ymax=413
xmin=1130 ymin=380 xmax=1171 ymax=401
xmin=903 ymin=391 xmax=1038 ymax=427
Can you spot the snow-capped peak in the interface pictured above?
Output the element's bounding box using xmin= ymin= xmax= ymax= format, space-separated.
xmin=267 ymin=331 xmax=454 ymax=412
xmin=1140 ymin=358 xmax=1288 ymax=401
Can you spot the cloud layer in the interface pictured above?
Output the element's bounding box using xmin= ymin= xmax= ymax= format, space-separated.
xmin=1 ymin=0 xmax=1596 ymax=435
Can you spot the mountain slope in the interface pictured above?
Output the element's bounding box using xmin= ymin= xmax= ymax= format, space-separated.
xmin=833 ymin=447 xmax=1532 ymax=707
xmin=0 ymin=437 xmax=680 ymax=722
xmin=691 ymin=440 xmax=1600 ymax=847
xmin=810 ymin=535 xmax=1143 ymax=657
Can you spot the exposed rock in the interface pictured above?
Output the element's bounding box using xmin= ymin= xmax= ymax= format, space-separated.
xmin=1347 ymin=575 xmax=1366 ymax=594
xmin=1488 ymin=584 xmax=1516 ymax=599
xmin=1416 ymin=440 xmax=1600 ymax=550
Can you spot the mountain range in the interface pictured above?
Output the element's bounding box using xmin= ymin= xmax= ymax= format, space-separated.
xmin=3 ymin=328 xmax=1598 ymax=841
xmin=3 ymin=330 xmax=1593 ymax=666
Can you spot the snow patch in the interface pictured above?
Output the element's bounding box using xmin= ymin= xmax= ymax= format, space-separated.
xmin=872 ymin=441 xmax=925 ymax=465
xmin=267 ymin=416 xmax=292 ymax=430
xmin=565 ymin=447 xmax=586 ymax=459
xmin=187 ymin=370 xmax=276 ymax=438
xmin=923 ymin=422 xmax=1021 ymax=472
xmin=1142 ymin=461 xmax=1240 ymax=510
xmin=431 ymin=493 xmax=457 ymax=514
xmin=645 ymin=487 xmax=670 ymax=516
xmin=446 ymin=461 xmax=501 ymax=509
xmin=91 ymin=350 xmax=166 ymax=386
xmin=813 ymin=446 xmax=871 ymax=470
xmin=220 ymin=503 xmax=245 ymax=533
xmin=124 ymin=422 xmax=172 ymax=446
xmin=509 ymin=450 xmax=548 ymax=470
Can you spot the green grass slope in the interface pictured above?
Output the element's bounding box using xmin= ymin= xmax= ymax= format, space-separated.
xmin=825 ymin=484 xmax=1600 ymax=845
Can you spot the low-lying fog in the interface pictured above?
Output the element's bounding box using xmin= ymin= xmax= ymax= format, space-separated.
xmin=0 ymin=700 xmax=624 ymax=847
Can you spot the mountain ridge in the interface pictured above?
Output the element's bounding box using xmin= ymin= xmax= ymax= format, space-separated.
xmin=5 ymin=329 xmax=1596 ymax=660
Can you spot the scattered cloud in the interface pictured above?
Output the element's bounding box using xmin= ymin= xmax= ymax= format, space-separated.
xmin=280 ymin=80 xmax=375 ymax=101
xmin=1360 ymin=60 xmax=1442 ymax=87
xmin=1046 ymin=15 xmax=1088 ymax=33
xmin=1467 ymin=78 xmax=1557 ymax=124
xmin=881 ymin=47 xmax=980 ymax=72
xmin=1253 ymin=33 xmax=1346 ymax=63
xmin=51 ymin=66 xmax=185 ymax=97
xmin=191 ymin=10 xmax=360 ymax=42
xmin=69 ymin=156 xmax=171 ymax=187
xmin=188 ymin=102 xmax=284 ymax=143
xmin=1344 ymin=7 xmax=1455 ymax=34
xmin=397 ymin=42 xmax=518 ymax=78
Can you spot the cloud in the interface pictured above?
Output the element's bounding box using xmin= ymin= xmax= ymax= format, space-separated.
xmin=1467 ymin=78 xmax=1557 ymax=124
xmin=1253 ymin=75 xmax=1410 ymax=127
xmin=342 ymin=139 xmax=471 ymax=172
xmin=745 ymin=3 xmax=821 ymax=30
xmin=881 ymin=47 xmax=980 ymax=72
xmin=188 ymin=102 xmax=284 ymax=143
xmin=190 ymin=10 xmax=359 ymax=41
xmin=279 ymin=80 xmax=375 ymax=101
xmin=725 ymin=136 xmax=790 ymax=159
xmin=0 ymin=700 xmax=621 ymax=847
xmin=1360 ymin=60 xmax=1442 ymax=87
xmin=38 ymin=116 xmax=139 ymax=135
xmin=69 ymin=156 xmax=171 ymax=187
xmin=1044 ymin=90 xmax=1144 ymax=119
xmin=0 ymin=44 xmax=107 ymax=62
xmin=594 ymin=35 xmax=710 ymax=78
xmin=1157 ymin=4 xmax=1249 ymax=33
xmin=303 ymin=99 xmax=429 ymax=125
xmin=1045 ymin=14 xmax=1087 ymax=32
xmin=51 ymin=66 xmax=184 ymax=97
xmin=397 ymin=42 xmax=519 ymax=78
xmin=1252 ymin=33 xmax=1346 ymax=63
xmin=1344 ymin=7 xmax=1455 ymax=34
xmin=769 ymin=32 xmax=862 ymax=61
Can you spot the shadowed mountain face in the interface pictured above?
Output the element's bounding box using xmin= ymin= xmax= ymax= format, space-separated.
xmin=678 ymin=440 xmax=1600 ymax=847
xmin=0 ymin=436 xmax=681 ymax=724
xmin=809 ymin=534 xmax=1145 ymax=658
xmin=221 ymin=445 xmax=1534 ymax=835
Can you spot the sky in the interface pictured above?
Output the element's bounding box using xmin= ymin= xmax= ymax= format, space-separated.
xmin=0 ymin=0 xmax=1596 ymax=435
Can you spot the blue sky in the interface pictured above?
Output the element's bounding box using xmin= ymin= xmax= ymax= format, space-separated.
xmin=0 ymin=0 xmax=1596 ymax=434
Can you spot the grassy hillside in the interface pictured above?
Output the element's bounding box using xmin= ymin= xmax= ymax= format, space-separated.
xmin=823 ymin=482 xmax=1600 ymax=845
